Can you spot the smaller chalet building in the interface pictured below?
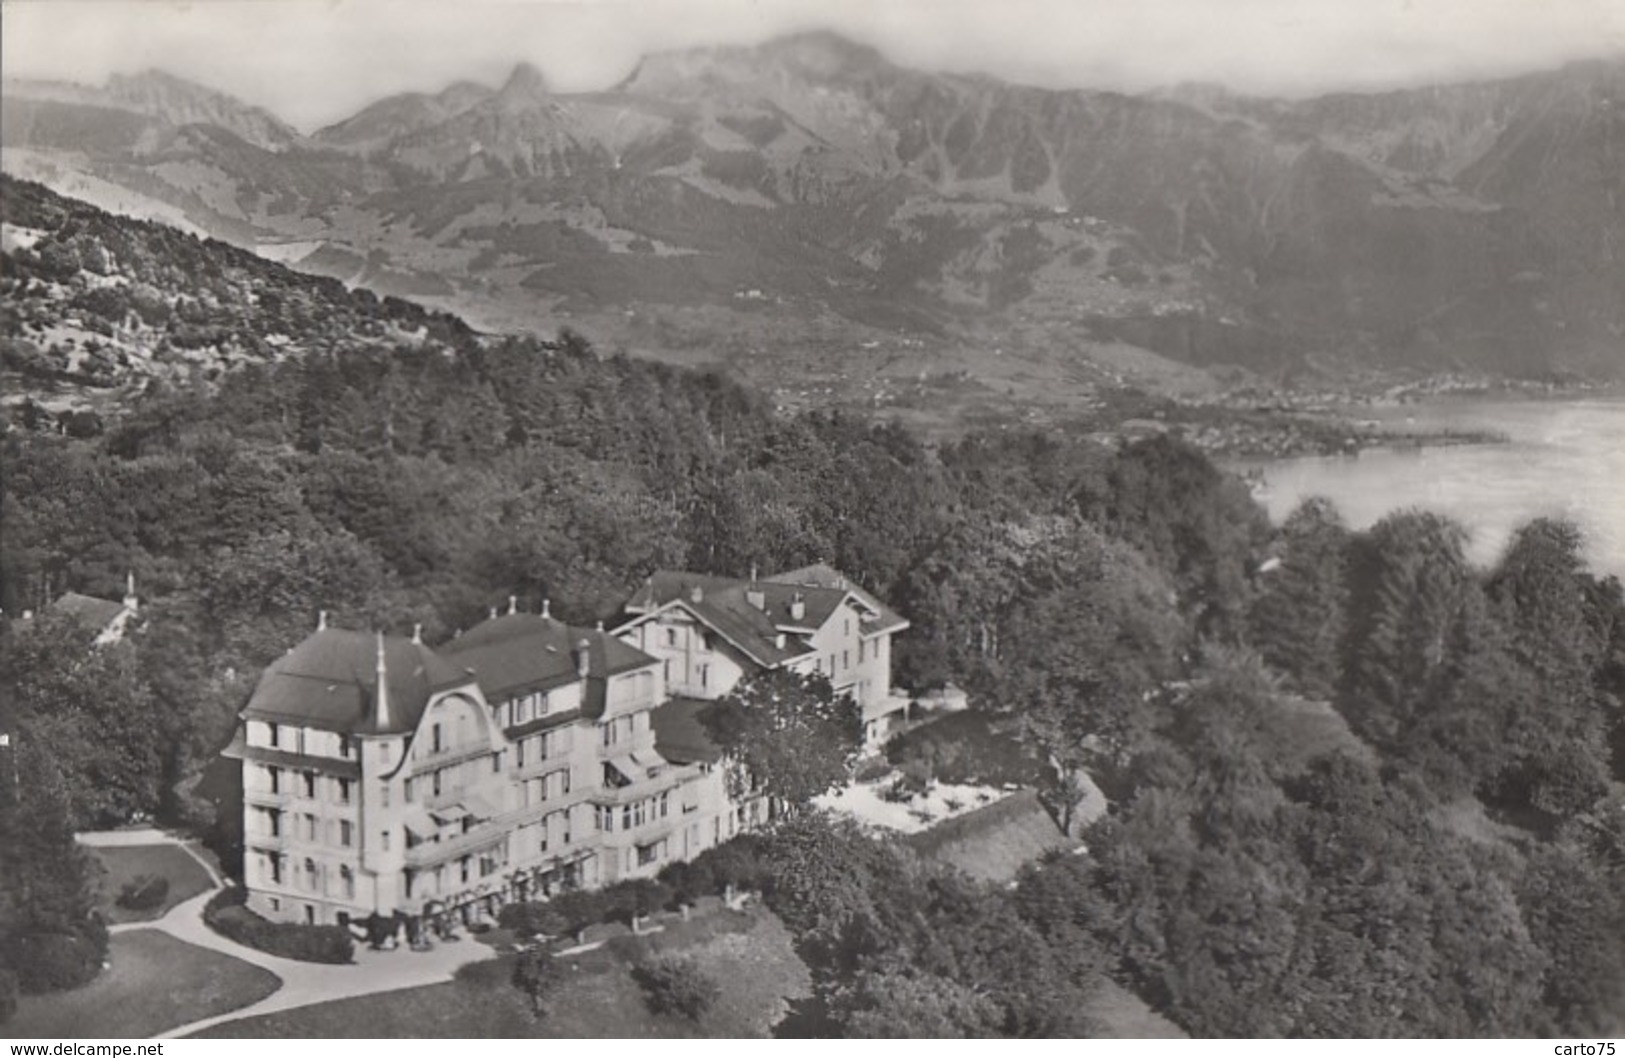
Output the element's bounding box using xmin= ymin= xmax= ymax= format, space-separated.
xmin=615 ymin=564 xmax=912 ymax=748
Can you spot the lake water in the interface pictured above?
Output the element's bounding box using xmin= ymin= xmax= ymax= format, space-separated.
xmin=1237 ymin=398 xmax=1625 ymax=579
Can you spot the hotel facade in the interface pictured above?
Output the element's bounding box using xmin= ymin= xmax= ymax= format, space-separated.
xmin=225 ymin=565 xmax=908 ymax=929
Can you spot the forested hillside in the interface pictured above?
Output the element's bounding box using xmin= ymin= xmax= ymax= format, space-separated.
xmin=2 ymin=184 xmax=1623 ymax=1036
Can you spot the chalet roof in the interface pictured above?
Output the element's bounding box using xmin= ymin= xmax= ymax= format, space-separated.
xmin=47 ymin=592 xmax=128 ymax=634
xmin=443 ymin=613 xmax=655 ymax=717
xmin=619 ymin=566 xmax=908 ymax=667
xmin=242 ymin=628 xmax=472 ymax=736
xmin=651 ymin=696 xmax=723 ymax=765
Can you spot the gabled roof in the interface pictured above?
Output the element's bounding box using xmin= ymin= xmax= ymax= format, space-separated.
xmin=444 ymin=612 xmax=656 ymax=719
xmin=47 ymin=592 xmax=128 ymax=635
xmin=619 ymin=566 xmax=908 ymax=667
xmin=242 ymin=628 xmax=473 ymax=736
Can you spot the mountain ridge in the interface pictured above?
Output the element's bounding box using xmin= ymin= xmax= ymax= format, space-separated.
xmin=4 ymin=32 xmax=1623 ymax=394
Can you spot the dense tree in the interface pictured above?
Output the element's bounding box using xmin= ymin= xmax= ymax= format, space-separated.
xmin=701 ymin=670 xmax=862 ymax=812
xmin=1246 ymin=496 xmax=1350 ymax=697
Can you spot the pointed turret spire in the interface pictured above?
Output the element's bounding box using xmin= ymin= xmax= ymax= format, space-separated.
xmin=374 ymin=630 xmax=391 ymax=731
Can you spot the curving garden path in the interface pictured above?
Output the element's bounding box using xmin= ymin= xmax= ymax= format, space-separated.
xmin=77 ymin=829 xmax=495 ymax=1039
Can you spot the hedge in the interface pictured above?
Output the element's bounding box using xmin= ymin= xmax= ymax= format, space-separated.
xmin=7 ymin=930 xmax=105 ymax=993
xmin=203 ymin=888 xmax=354 ymax=964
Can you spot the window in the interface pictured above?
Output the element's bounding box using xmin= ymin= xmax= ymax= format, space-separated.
xmin=859 ymin=640 xmax=866 ymax=663
xmin=561 ymin=769 xmax=571 ymax=795
xmin=602 ymin=723 xmax=616 ymax=748
xmin=267 ymin=809 xmax=282 ymax=838
xmin=268 ymin=724 xmax=281 ymax=748
xmin=432 ymin=769 xmax=443 ymax=797
xmin=340 ymin=865 xmax=355 ymax=899
xmin=845 ymin=618 xmax=851 ymax=637
xmin=491 ymin=752 xmax=502 ymax=774
xmin=339 ymin=735 xmax=353 ymax=759
xmin=305 ymin=904 xmax=316 ymax=925
xmin=380 ymin=784 xmax=391 ymax=808
xmin=666 ymin=628 xmax=678 ymax=647
xmin=337 ymin=778 xmax=352 ymax=805
xmin=698 ymin=663 xmax=709 ymax=689
xmin=843 ymin=649 xmax=849 ymax=670
xmin=270 ymin=896 xmax=281 ymax=912
xmin=622 ymin=805 xmax=633 ymax=830
xmin=339 ymin=820 xmax=353 ymax=847
xmin=432 ymin=723 xmax=443 ymax=754
xmin=404 ymin=778 xmax=415 ymax=803
xmin=268 ymin=854 xmax=283 ymax=885
xmin=658 ymin=792 xmax=669 ymax=818
xmin=378 ymin=741 xmax=392 ymax=764
xmin=304 ymin=813 xmax=317 ymax=841
xmin=268 ymin=766 xmax=282 ymax=794
xmin=381 ymin=829 xmax=392 ymax=852
xmin=303 ymin=858 xmax=317 ymax=891
xmin=460 ymin=858 xmax=471 ymax=884
xmin=301 ymin=771 xmax=317 ymax=799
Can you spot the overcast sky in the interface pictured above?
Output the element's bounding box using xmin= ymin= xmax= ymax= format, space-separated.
xmin=4 ymin=0 xmax=1624 ymax=132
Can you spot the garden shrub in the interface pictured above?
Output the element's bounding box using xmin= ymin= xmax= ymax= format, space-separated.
xmin=9 ymin=930 xmax=104 ymax=993
xmin=632 ymin=954 xmax=720 ymax=1021
xmin=203 ymin=888 xmax=353 ymax=963
xmin=116 ymin=874 xmax=171 ymax=912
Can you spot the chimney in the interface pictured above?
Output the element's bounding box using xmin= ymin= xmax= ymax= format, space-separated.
xmin=508 ymin=595 xmax=518 ymax=615
xmin=541 ymin=598 xmax=551 ymax=618
xmin=317 ymin=609 xmax=328 ymax=631
xmin=411 ymin=623 xmax=423 ymax=644
xmin=123 ymin=572 xmax=138 ymax=613
xmin=789 ymin=592 xmax=806 ymax=622
xmin=374 ymin=631 xmax=391 ymax=731
xmin=690 ymin=585 xmax=704 ymax=604
xmin=488 ymin=605 xmax=498 ymax=620
xmin=750 ymin=563 xmax=758 ymax=583
xmin=574 ymin=638 xmax=592 ymax=679
xmin=746 ymin=587 xmax=766 ymax=610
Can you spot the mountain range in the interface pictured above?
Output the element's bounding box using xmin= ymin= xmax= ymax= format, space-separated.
xmin=4 ymin=31 xmax=1623 ymax=400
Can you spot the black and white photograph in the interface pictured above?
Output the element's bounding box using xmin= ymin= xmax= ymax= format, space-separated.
xmin=1 ymin=0 xmax=1623 ymax=1041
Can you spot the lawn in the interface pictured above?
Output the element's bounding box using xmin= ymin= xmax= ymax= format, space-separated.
xmin=7 ymin=929 xmax=280 ymax=1039
xmin=87 ymin=843 xmax=215 ymax=924
xmin=195 ymin=905 xmax=811 ymax=1039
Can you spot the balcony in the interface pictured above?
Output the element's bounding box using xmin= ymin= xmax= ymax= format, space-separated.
xmin=404 ymin=822 xmax=508 ymax=869
xmin=408 ymin=741 xmax=493 ymax=776
xmin=244 ymin=788 xmax=293 ymax=809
